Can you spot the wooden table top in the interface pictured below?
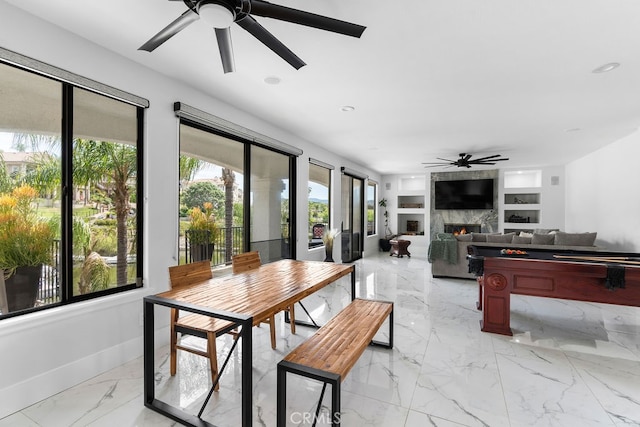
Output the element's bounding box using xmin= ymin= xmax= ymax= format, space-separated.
xmin=156 ymin=259 xmax=354 ymax=326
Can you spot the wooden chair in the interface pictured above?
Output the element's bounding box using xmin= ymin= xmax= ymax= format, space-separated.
xmin=168 ymin=260 xmax=237 ymax=391
xmin=231 ymin=251 xmax=295 ymax=349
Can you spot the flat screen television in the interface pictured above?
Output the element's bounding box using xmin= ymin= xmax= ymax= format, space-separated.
xmin=434 ymin=178 xmax=494 ymax=210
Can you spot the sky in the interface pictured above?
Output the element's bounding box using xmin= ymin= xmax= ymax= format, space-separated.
xmin=0 ymin=132 xmax=13 ymax=151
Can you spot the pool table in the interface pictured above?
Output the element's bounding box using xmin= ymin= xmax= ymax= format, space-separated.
xmin=467 ymin=245 xmax=640 ymax=336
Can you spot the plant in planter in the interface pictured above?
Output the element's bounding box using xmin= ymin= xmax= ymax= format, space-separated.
xmin=0 ymin=185 xmax=55 ymax=312
xmin=378 ymin=198 xmax=395 ymax=251
xmin=187 ymin=202 xmax=219 ymax=262
xmin=322 ymin=228 xmax=339 ymax=262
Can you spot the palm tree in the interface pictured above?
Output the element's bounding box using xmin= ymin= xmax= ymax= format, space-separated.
xmin=73 ymin=139 xmax=137 ymax=285
xmin=221 ymin=167 xmax=235 ymax=262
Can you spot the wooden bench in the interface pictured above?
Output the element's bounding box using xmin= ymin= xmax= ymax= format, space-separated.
xmin=276 ymin=298 xmax=394 ymax=427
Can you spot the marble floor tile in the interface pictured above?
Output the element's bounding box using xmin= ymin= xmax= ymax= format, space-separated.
xmin=2 ymin=251 xmax=640 ymax=426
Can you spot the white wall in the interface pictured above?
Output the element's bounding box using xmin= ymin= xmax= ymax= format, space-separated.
xmin=0 ymin=2 xmax=380 ymax=417
xmin=565 ymin=129 xmax=640 ymax=251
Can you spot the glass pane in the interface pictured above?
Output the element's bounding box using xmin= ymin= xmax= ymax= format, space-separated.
xmin=341 ymin=174 xmax=351 ymax=262
xmin=179 ymin=124 xmax=244 ymax=267
xmin=352 ymin=178 xmax=363 ymax=258
xmin=308 ymin=163 xmax=330 ymax=248
xmin=72 ymin=88 xmax=138 ymax=295
xmin=0 ymin=63 xmax=62 ymax=313
xmin=367 ymin=182 xmax=376 ymax=235
xmin=250 ymin=146 xmax=291 ymax=262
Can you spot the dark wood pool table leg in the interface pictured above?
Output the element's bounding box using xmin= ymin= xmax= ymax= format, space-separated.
xmin=480 ymin=273 xmax=513 ymax=336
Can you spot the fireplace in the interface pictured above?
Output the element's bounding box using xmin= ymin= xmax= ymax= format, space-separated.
xmin=444 ymin=223 xmax=481 ymax=235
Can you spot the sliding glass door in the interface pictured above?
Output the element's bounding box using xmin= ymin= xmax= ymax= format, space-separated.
xmin=175 ymin=104 xmax=298 ymax=266
xmin=341 ymin=173 xmax=364 ymax=262
xmin=250 ymin=146 xmax=294 ymax=262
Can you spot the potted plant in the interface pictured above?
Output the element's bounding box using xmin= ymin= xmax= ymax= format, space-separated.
xmin=0 ymin=185 xmax=55 ymax=312
xmin=187 ymin=202 xmax=218 ymax=262
xmin=378 ymin=198 xmax=395 ymax=251
xmin=322 ymin=228 xmax=339 ymax=262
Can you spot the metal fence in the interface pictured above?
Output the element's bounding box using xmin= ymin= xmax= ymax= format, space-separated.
xmin=38 ymin=239 xmax=61 ymax=304
xmin=184 ymin=226 xmax=244 ymax=267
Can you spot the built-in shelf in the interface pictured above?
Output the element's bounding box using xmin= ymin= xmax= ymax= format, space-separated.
xmin=505 ymin=209 xmax=540 ymax=224
xmin=504 ymin=170 xmax=542 ymax=188
xmin=504 ymin=193 xmax=540 ymax=205
xmin=398 ymin=195 xmax=425 ymax=209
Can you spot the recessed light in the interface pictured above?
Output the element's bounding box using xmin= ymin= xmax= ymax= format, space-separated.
xmin=264 ymin=76 xmax=281 ymax=85
xmin=592 ymin=62 xmax=620 ymax=73
xmin=340 ymin=105 xmax=355 ymax=112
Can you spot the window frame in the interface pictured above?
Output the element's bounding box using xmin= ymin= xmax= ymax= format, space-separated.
xmin=0 ymin=57 xmax=146 ymax=319
xmin=176 ymin=116 xmax=298 ymax=265
xmin=308 ymin=159 xmax=333 ymax=249
xmin=367 ymin=180 xmax=377 ymax=236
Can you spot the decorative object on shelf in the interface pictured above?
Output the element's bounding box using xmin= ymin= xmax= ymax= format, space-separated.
xmin=322 ymin=228 xmax=339 ymax=262
xmin=0 ymin=185 xmax=56 ymax=312
xmin=422 ymin=153 xmax=509 ymax=168
xmin=508 ymin=214 xmax=530 ymax=223
xmin=139 ymin=0 xmax=366 ymax=74
xmin=187 ymin=202 xmax=218 ymax=262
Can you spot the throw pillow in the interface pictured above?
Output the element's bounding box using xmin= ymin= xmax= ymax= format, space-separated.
xmin=471 ymin=233 xmax=488 ymax=242
xmin=554 ymin=231 xmax=597 ymax=246
xmin=512 ymin=235 xmax=532 ymax=244
xmin=531 ymin=233 xmax=555 ymax=245
xmin=519 ymin=231 xmax=533 ymax=238
xmin=455 ymin=234 xmax=473 ymax=242
xmin=487 ymin=233 xmax=516 ymax=243
xmin=534 ymin=228 xmax=559 ymax=235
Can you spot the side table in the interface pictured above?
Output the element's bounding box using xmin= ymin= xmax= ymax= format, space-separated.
xmin=389 ymin=239 xmax=411 ymax=258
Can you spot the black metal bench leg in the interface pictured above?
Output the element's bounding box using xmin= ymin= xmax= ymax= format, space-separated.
xmin=312 ymin=383 xmax=328 ymax=427
xmin=331 ymin=377 xmax=341 ymax=427
xmin=277 ymin=364 xmax=287 ymax=427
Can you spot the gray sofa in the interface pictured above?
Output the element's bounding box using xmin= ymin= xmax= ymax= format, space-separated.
xmin=429 ymin=231 xmax=599 ymax=279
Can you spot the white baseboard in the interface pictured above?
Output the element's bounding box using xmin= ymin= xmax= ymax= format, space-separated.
xmin=0 ymin=328 xmax=168 ymax=419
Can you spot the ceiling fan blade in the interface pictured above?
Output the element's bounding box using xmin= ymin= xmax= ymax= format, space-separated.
xmin=469 ymin=158 xmax=509 ymax=165
xmin=435 ymin=157 xmax=456 ymax=162
xmin=470 ymin=154 xmax=502 ymax=162
xmin=215 ymin=28 xmax=235 ymax=73
xmin=139 ymin=9 xmax=200 ymax=52
xmin=462 ymin=153 xmax=472 ymax=161
xmin=250 ymin=0 xmax=366 ymax=38
xmin=236 ymin=15 xmax=306 ymax=69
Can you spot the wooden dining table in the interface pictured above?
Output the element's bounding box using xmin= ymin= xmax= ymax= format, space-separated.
xmin=143 ymin=259 xmax=356 ymax=427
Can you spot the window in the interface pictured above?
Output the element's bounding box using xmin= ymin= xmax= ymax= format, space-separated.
xmin=308 ymin=160 xmax=332 ymax=248
xmin=367 ymin=181 xmax=377 ymax=235
xmin=179 ymin=123 xmax=244 ymax=267
xmin=175 ymin=103 xmax=299 ymax=265
xmin=0 ymin=57 xmax=145 ymax=319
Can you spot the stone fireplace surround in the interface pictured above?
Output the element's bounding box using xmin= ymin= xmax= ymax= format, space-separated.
xmin=444 ymin=224 xmax=481 ymax=235
xmin=430 ymin=169 xmax=499 ymax=239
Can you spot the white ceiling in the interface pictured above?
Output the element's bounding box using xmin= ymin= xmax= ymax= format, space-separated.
xmin=7 ymin=0 xmax=640 ymax=174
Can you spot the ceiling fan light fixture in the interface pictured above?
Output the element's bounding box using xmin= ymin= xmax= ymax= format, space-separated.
xmin=198 ymin=1 xmax=236 ymax=29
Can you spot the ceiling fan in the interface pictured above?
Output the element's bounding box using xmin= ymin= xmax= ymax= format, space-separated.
xmin=139 ymin=0 xmax=366 ymax=73
xmin=422 ymin=153 xmax=509 ymax=168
